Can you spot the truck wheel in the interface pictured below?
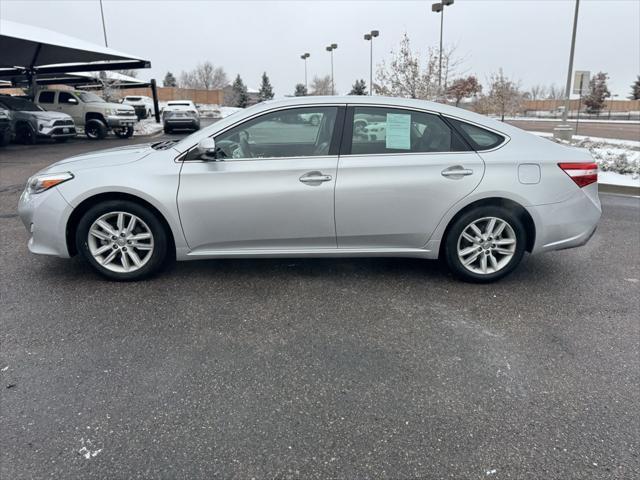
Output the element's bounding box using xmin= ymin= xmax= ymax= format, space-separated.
xmin=164 ymin=126 xmax=172 ymax=134
xmin=115 ymin=127 xmax=134 ymax=139
xmin=17 ymin=124 xmax=36 ymax=145
xmin=85 ymin=119 xmax=107 ymax=140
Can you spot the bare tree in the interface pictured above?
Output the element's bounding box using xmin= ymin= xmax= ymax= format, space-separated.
xmin=546 ymin=83 xmax=564 ymax=100
xmin=194 ymin=62 xmax=228 ymax=90
xmin=528 ymin=84 xmax=547 ymax=101
xmin=179 ymin=70 xmax=198 ymax=89
xmin=310 ymin=75 xmax=333 ymax=95
xmin=484 ymin=69 xmax=523 ymax=121
xmin=374 ymin=33 xmax=462 ymax=100
xmin=117 ymin=69 xmax=138 ymax=78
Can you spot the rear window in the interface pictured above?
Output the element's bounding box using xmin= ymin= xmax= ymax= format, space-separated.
xmin=168 ymin=102 xmax=190 ymax=106
xmin=38 ymin=91 xmax=55 ymax=104
xmin=125 ymin=97 xmax=142 ymax=101
xmin=447 ymin=118 xmax=505 ymax=150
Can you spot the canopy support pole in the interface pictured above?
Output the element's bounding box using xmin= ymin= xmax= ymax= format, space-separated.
xmin=150 ymin=78 xmax=160 ymax=123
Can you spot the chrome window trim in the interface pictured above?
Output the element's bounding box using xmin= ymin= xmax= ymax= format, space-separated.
xmin=176 ymin=103 xmax=344 ymax=163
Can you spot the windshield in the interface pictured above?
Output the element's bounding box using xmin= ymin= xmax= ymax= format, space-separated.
xmin=0 ymin=96 xmax=43 ymax=112
xmin=77 ymin=92 xmax=106 ymax=103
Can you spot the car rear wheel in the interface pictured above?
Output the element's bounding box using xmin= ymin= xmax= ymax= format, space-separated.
xmin=444 ymin=206 xmax=526 ymax=283
xmin=85 ymin=119 xmax=107 ymax=140
xmin=75 ymin=200 xmax=168 ymax=281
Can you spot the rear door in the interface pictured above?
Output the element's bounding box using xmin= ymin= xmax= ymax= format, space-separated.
xmin=177 ymin=105 xmax=345 ymax=252
xmin=335 ymin=105 xmax=485 ymax=249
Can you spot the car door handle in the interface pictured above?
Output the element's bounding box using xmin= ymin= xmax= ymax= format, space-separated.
xmin=299 ymin=171 xmax=332 ymax=185
xmin=441 ymin=166 xmax=474 ymax=178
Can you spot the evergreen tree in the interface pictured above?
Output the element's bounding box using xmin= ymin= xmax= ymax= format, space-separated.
xmin=349 ymin=79 xmax=367 ymax=95
xmin=163 ymin=71 xmax=177 ymax=87
xmin=294 ymin=83 xmax=308 ymax=96
xmin=584 ymin=72 xmax=611 ymax=114
xmin=231 ymin=74 xmax=249 ymax=108
xmin=258 ymin=72 xmax=275 ymax=101
xmin=630 ymin=75 xmax=640 ymax=100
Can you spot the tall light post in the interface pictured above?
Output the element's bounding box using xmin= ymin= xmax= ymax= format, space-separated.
xmin=431 ymin=0 xmax=454 ymax=90
xmin=364 ymin=30 xmax=379 ymax=95
xmin=300 ymin=53 xmax=310 ymax=92
xmin=98 ymin=0 xmax=109 ymax=47
xmin=561 ymin=0 xmax=580 ymax=125
xmin=326 ymin=43 xmax=338 ymax=95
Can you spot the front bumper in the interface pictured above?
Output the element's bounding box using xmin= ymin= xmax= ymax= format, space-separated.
xmin=18 ymin=187 xmax=73 ymax=258
xmin=38 ymin=124 xmax=77 ymax=138
xmin=528 ymin=185 xmax=602 ymax=254
xmin=106 ymin=115 xmax=137 ymax=128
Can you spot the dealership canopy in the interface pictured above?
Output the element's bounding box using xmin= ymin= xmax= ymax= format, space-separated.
xmin=0 ymin=19 xmax=150 ymax=85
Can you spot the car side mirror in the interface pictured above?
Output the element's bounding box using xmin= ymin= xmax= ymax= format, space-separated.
xmin=67 ymin=98 xmax=78 ymax=105
xmin=196 ymin=138 xmax=217 ymax=160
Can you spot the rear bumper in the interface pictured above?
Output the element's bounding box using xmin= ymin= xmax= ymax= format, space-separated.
xmin=164 ymin=118 xmax=199 ymax=128
xmin=528 ymin=186 xmax=601 ymax=254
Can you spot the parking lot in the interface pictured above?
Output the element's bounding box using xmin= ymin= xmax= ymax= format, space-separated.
xmin=1 ymin=129 xmax=639 ymax=479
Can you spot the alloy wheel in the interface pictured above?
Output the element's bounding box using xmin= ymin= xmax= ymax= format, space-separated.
xmin=456 ymin=216 xmax=517 ymax=275
xmin=87 ymin=211 xmax=154 ymax=273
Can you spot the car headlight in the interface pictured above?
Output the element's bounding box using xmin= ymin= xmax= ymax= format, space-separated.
xmin=27 ymin=172 xmax=74 ymax=194
xmin=0 ymin=110 xmax=9 ymax=119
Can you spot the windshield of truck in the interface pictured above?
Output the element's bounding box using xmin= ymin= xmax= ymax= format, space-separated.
xmin=77 ymin=92 xmax=106 ymax=103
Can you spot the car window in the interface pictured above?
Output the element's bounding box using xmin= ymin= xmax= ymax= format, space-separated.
xmin=207 ymin=107 xmax=338 ymax=161
xmin=38 ymin=91 xmax=55 ymax=104
xmin=77 ymin=92 xmax=105 ymax=103
xmin=59 ymin=92 xmax=77 ymax=104
xmin=447 ymin=118 xmax=505 ymax=150
xmin=0 ymin=96 xmax=42 ymax=112
xmin=349 ymin=106 xmax=468 ymax=155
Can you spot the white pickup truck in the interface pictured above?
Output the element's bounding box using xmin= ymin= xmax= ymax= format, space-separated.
xmin=35 ymin=89 xmax=137 ymax=139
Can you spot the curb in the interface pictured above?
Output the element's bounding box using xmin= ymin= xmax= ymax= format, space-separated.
xmin=599 ymin=183 xmax=640 ymax=196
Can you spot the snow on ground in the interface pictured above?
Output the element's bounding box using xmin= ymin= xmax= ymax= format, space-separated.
xmin=133 ymin=118 xmax=163 ymax=136
xmin=531 ymin=131 xmax=640 ymax=187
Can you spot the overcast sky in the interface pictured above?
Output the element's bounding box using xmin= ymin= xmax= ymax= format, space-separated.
xmin=1 ymin=0 xmax=639 ymax=98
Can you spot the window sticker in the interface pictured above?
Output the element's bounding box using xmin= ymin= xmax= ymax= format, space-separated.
xmin=385 ymin=113 xmax=411 ymax=150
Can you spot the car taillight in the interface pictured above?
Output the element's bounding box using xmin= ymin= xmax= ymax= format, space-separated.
xmin=558 ymin=162 xmax=598 ymax=187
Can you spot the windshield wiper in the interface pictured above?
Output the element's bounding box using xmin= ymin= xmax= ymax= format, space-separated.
xmin=151 ymin=140 xmax=178 ymax=151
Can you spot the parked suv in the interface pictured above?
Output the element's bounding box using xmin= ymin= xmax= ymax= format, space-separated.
xmin=162 ymin=100 xmax=200 ymax=133
xmin=35 ymin=90 xmax=137 ymax=140
xmin=0 ymin=95 xmax=76 ymax=144
xmin=0 ymin=108 xmax=11 ymax=146
xmin=121 ymin=95 xmax=155 ymax=119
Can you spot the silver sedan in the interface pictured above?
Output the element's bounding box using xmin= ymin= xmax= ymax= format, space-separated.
xmin=18 ymin=96 xmax=601 ymax=282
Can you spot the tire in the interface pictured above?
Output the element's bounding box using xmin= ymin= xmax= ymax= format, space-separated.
xmin=85 ymin=119 xmax=107 ymax=140
xmin=444 ymin=206 xmax=526 ymax=283
xmin=75 ymin=200 xmax=168 ymax=281
xmin=17 ymin=123 xmax=36 ymax=145
xmin=115 ymin=126 xmax=134 ymax=139
xmin=164 ymin=125 xmax=172 ymax=134
xmin=0 ymin=128 xmax=10 ymax=146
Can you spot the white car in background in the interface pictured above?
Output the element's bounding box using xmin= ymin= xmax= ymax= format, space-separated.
xmin=121 ymin=95 xmax=155 ymax=119
xmin=162 ymin=100 xmax=200 ymax=133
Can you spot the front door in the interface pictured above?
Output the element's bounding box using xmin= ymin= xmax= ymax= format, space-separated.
xmin=177 ymin=106 xmax=344 ymax=253
xmin=56 ymin=91 xmax=83 ymax=124
xmin=335 ymin=106 xmax=485 ymax=249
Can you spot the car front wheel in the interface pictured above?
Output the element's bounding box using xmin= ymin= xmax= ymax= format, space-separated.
xmin=444 ymin=206 xmax=526 ymax=283
xmin=75 ymin=200 xmax=168 ymax=281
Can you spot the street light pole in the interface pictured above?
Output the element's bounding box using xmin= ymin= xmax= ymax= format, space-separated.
xmin=431 ymin=0 xmax=454 ymax=91
xmin=99 ymin=0 xmax=108 ymax=47
xmin=326 ymin=43 xmax=338 ymax=95
xmin=364 ymin=30 xmax=379 ymax=95
xmin=561 ymin=0 xmax=580 ymax=125
xmin=300 ymin=53 xmax=310 ymax=92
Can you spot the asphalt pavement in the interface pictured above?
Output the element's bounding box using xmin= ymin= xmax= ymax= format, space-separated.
xmin=1 ymin=128 xmax=639 ymax=479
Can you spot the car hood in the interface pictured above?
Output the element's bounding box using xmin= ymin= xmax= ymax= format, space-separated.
xmin=20 ymin=111 xmax=72 ymax=121
xmin=87 ymin=101 xmax=134 ymax=111
xmin=42 ymin=143 xmax=153 ymax=173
